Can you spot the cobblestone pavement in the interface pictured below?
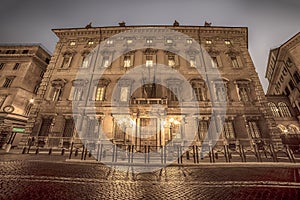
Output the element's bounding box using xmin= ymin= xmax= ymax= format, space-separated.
xmin=0 ymin=153 xmax=300 ymax=200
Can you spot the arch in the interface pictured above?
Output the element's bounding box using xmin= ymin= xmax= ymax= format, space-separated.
xmin=278 ymin=102 xmax=291 ymax=117
xmin=288 ymin=124 xmax=300 ymax=134
xmin=277 ymin=124 xmax=288 ymax=133
xmin=268 ymin=102 xmax=280 ymax=117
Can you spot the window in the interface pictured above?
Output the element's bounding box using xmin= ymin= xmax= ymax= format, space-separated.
xmin=289 ymin=80 xmax=295 ymax=90
xmin=146 ymin=55 xmax=153 ymax=67
xmin=225 ymin=40 xmax=231 ymax=45
xmin=237 ymin=82 xmax=250 ymax=102
xmin=198 ymin=121 xmax=208 ymax=140
xmin=127 ymin=39 xmax=133 ymax=44
xmin=215 ymin=82 xmax=227 ymax=102
xmin=194 ymin=87 xmax=205 ymax=101
xmin=168 ymin=55 xmax=176 ymax=67
xmin=278 ymin=102 xmax=291 ymax=117
xmin=166 ymin=39 xmax=173 ymax=44
xmin=6 ymin=50 xmax=16 ymax=54
xmin=69 ymin=41 xmax=76 ymax=46
xmin=39 ymin=118 xmax=52 ymax=136
xmin=2 ymin=77 xmax=14 ymax=88
xmin=33 ymin=84 xmax=39 ymax=94
xmin=286 ymin=58 xmax=293 ymax=68
xmin=190 ymin=56 xmax=196 ymax=67
xmin=169 ymin=86 xmax=180 ymax=101
xmin=231 ymin=57 xmax=239 ymax=68
xmin=293 ymin=72 xmax=300 ymax=84
xmin=22 ymin=50 xmax=29 ymax=54
xmin=88 ymin=41 xmax=94 ymax=45
xmin=72 ymin=87 xmax=84 ymax=101
xmin=0 ymin=63 xmax=5 ymax=70
xmin=146 ymin=39 xmax=153 ymax=44
xmin=119 ymin=87 xmax=129 ymax=102
xmin=106 ymin=40 xmax=113 ymax=45
xmin=211 ymin=57 xmax=219 ymax=68
xmin=268 ymin=102 xmax=280 ymax=117
xmin=191 ymin=80 xmax=206 ymax=101
xmin=95 ymin=87 xmax=105 ymax=101
xmin=285 ymin=87 xmax=290 ymax=96
xmin=206 ymin=40 xmax=212 ymax=44
xmin=186 ymin=39 xmax=193 ymax=44
xmin=0 ymin=96 xmax=6 ymax=108
xmin=40 ymin=71 xmax=44 ymax=78
xmin=247 ymin=121 xmax=261 ymax=138
xmin=143 ymin=84 xmax=156 ymax=98
xmin=24 ymin=102 xmax=33 ymax=116
xmin=114 ymin=119 xmax=125 ymax=140
xmin=223 ymin=121 xmax=235 ymax=139
xmin=63 ymin=118 xmax=75 ymax=137
xmin=123 ymin=55 xmax=131 ymax=68
xmin=82 ymin=56 xmax=90 ymax=68
xmin=61 ymin=53 xmax=73 ymax=69
xmin=51 ymin=88 xmax=61 ymax=101
xmin=102 ymin=57 xmax=110 ymax=68
xmin=13 ymin=63 xmax=20 ymax=70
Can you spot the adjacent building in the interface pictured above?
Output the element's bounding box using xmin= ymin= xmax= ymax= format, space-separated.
xmin=0 ymin=44 xmax=51 ymax=149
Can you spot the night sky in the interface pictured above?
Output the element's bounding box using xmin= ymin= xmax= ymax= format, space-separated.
xmin=0 ymin=0 xmax=299 ymax=91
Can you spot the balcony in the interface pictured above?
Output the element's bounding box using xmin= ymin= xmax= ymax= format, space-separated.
xmin=131 ymin=98 xmax=168 ymax=105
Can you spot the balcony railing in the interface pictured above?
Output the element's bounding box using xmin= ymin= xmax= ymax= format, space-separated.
xmin=131 ymin=98 xmax=168 ymax=105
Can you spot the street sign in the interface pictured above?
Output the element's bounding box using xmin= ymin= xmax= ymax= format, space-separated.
xmin=12 ymin=127 xmax=25 ymax=133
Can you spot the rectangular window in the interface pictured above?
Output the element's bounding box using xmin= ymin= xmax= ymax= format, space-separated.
xmin=3 ymin=78 xmax=13 ymax=88
xmin=124 ymin=55 xmax=131 ymax=67
xmin=186 ymin=39 xmax=193 ymax=44
xmin=223 ymin=121 xmax=235 ymax=139
xmin=22 ymin=50 xmax=29 ymax=54
xmin=24 ymin=103 xmax=32 ymax=116
xmin=82 ymin=56 xmax=90 ymax=68
xmin=238 ymin=87 xmax=249 ymax=102
xmin=206 ymin=40 xmax=212 ymax=44
xmin=106 ymin=40 xmax=113 ymax=45
xmin=190 ymin=56 xmax=196 ymax=67
xmin=293 ymin=72 xmax=300 ymax=84
xmin=168 ymin=55 xmax=175 ymax=67
xmin=194 ymin=87 xmax=204 ymax=101
xmin=198 ymin=121 xmax=208 ymax=140
xmin=63 ymin=118 xmax=75 ymax=137
xmin=211 ymin=57 xmax=219 ymax=68
xmin=6 ymin=50 xmax=16 ymax=54
xmin=88 ymin=41 xmax=94 ymax=45
xmin=73 ymin=87 xmax=83 ymax=101
xmin=169 ymin=86 xmax=179 ymax=101
xmin=95 ymin=87 xmax=105 ymax=101
xmin=166 ymin=39 xmax=173 ymax=44
xmin=70 ymin=41 xmax=76 ymax=46
xmin=51 ymin=88 xmax=61 ymax=101
xmin=102 ymin=57 xmax=110 ymax=68
xmin=231 ymin=57 xmax=239 ymax=68
xmin=0 ymin=63 xmax=5 ymax=70
xmin=247 ymin=121 xmax=261 ymax=138
xmin=127 ymin=39 xmax=133 ymax=44
xmin=39 ymin=118 xmax=52 ymax=136
xmin=289 ymin=80 xmax=295 ymax=90
xmin=34 ymin=85 xmax=39 ymax=94
xmin=215 ymin=83 xmax=227 ymax=101
xmin=120 ymin=87 xmax=129 ymax=102
xmin=13 ymin=63 xmax=20 ymax=70
xmin=225 ymin=40 xmax=231 ymax=45
xmin=285 ymin=87 xmax=290 ymax=96
xmin=0 ymin=96 xmax=6 ymax=108
xmin=146 ymin=55 xmax=153 ymax=67
xmin=146 ymin=39 xmax=153 ymax=44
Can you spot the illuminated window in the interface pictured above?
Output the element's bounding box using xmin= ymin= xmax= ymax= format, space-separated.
xmin=190 ymin=56 xmax=196 ymax=67
xmin=70 ymin=41 xmax=76 ymax=46
xmin=124 ymin=55 xmax=131 ymax=68
xmin=106 ymin=40 xmax=113 ymax=45
xmin=198 ymin=121 xmax=208 ymax=140
xmin=95 ymin=87 xmax=105 ymax=101
xmin=102 ymin=57 xmax=110 ymax=68
xmin=225 ymin=40 xmax=231 ymax=45
xmin=268 ymin=102 xmax=280 ymax=117
xmin=127 ymin=39 xmax=133 ymax=44
xmin=186 ymin=39 xmax=193 ymax=44
xmin=168 ymin=55 xmax=175 ymax=67
xmin=88 ymin=41 xmax=94 ymax=45
xmin=206 ymin=40 xmax=212 ymax=44
xmin=211 ymin=57 xmax=219 ymax=68
xmin=146 ymin=55 xmax=153 ymax=67
xmin=278 ymin=102 xmax=291 ymax=117
xmin=146 ymin=39 xmax=153 ymax=44
xmin=166 ymin=39 xmax=173 ymax=44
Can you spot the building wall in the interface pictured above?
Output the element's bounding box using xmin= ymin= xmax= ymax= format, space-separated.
xmin=25 ymin=25 xmax=276 ymax=149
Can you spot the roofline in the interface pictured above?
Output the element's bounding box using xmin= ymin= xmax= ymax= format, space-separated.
xmin=0 ymin=43 xmax=52 ymax=56
xmin=52 ymin=24 xmax=248 ymax=32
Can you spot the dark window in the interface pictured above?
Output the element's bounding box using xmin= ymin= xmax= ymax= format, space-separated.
xmin=293 ymin=72 xmax=300 ymax=84
xmin=34 ymin=85 xmax=39 ymax=94
xmin=289 ymin=80 xmax=295 ymax=90
xmin=45 ymin=58 xmax=50 ymax=64
xmin=63 ymin=118 xmax=75 ymax=137
xmin=285 ymin=87 xmax=290 ymax=96
xmin=2 ymin=78 xmax=13 ymax=88
xmin=6 ymin=50 xmax=16 ymax=54
xmin=13 ymin=63 xmax=20 ymax=70
xmin=22 ymin=50 xmax=29 ymax=54
xmin=39 ymin=118 xmax=52 ymax=136
xmin=0 ymin=63 xmax=5 ymax=70
xmin=40 ymin=71 xmax=44 ymax=78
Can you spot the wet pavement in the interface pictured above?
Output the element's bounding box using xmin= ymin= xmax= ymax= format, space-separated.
xmin=0 ymin=152 xmax=300 ymax=200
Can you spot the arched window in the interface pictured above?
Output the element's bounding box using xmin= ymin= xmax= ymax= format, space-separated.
xmin=278 ymin=102 xmax=291 ymax=117
xmin=268 ymin=102 xmax=280 ymax=117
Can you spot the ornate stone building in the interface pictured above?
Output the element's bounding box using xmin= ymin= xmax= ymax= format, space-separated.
xmin=0 ymin=44 xmax=51 ymax=149
xmin=24 ymin=24 xmax=276 ymax=154
xmin=265 ymin=32 xmax=300 ymax=148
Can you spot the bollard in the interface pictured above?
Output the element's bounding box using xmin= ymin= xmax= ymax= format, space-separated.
xmin=61 ymin=148 xmax=65 ymax=156
xmin=128 ymin=145 xmax=131 ymax=163
xmin=186 ymin=150 xmax=190 ymax=160
xmin=144 ymin=145 xmax=147 ymax=164
xmin=88 ymin=151 xmax=92 ymax=158
xmin=81 ymin=145 xmax=85 ymax=160
xmin=160 ymin=146 xmax=163 ymax=164
xmin=75 ymin=148 xmax=78 ymax=157
xmin=192 ymin=146 xmax=196 ymax=163
xmin=22 ymin=147 xmax=26 ymax=154
xmin=48 ymin=148 xmax=52 ymax=155
xmin=147 ymin=145 xmax=150 ymax=163
xmin=35 ymin=148 xmax=39 ymax=155
xmin=196 ymin=146 xmax=199 ymax=163
xmin=69 ymin=142 xmax=74 ymax=159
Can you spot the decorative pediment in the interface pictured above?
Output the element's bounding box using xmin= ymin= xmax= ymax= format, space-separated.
xmin=143 ymin=48 xmax=158 ymax=55
xmin=93 ymin=78 xmax=111 ymax=86
xmin=72 ymin=79 xmax=89 ymax=86
xmin=51 ymin=78 xmax=67 ymax=88
xmin=225 ymin=48 xmax=239 ymax=57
